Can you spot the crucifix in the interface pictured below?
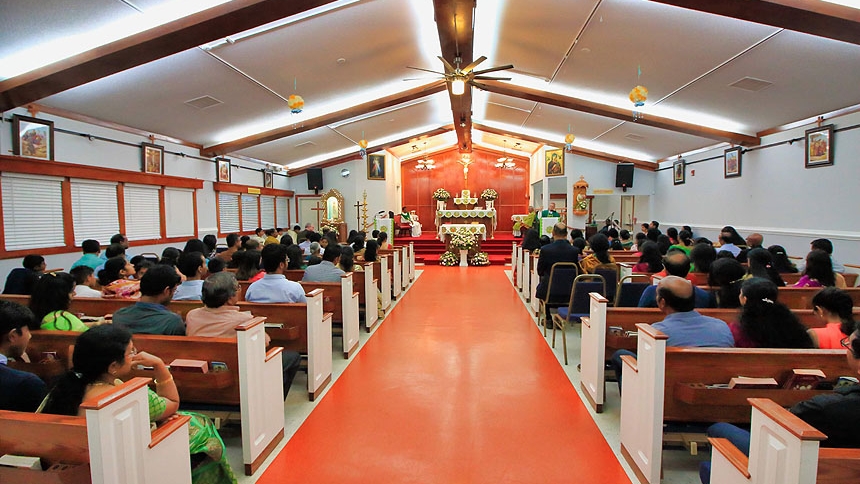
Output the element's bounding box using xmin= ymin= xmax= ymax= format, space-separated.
xmin=310 ymin=200 xmax=326 ymax=228
xmin=457 ymin=153 xmax=473 ymax=189
xmin=353 ymin=199 xmax=366 ymax=230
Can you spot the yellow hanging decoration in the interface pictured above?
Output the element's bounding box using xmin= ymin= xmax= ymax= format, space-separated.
xmin=288 ymin=94 xmax=304 ymax=113
xmin=629 ymin=85 xmax=648 ymax=107
xmin=564 ymin=133 xmax=575 ymax=152
xmin=358 ymin=138 xmax=368 ymax=157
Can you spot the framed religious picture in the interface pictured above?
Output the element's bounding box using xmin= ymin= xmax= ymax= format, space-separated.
xmin=141 ymin=142 xmax=164 ymax=175
xmin=263 ymin=169 xmax=273 ymax=188
xmin=805 ymin=124 xmax=834 ymax=168
xmin=12 ymin=114 xmax=54 ymax=160
xmin=367 ymin=154 xmax=385 ymax=180
xmin=545 ymin=149 xmax=564 ymax=177
xmin=216 ymin=157 xmax=231 ymax=182
xmin=673 ymin=159 xmax=686 ymax=185
xmin=724 ymin=146 xmax=741 ymax=178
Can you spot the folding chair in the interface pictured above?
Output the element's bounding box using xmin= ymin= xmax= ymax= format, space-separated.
xmin=614 ymin=274 xmax=651 ymax=307
xmin=593 ymin=263 xmax=619 ymax=305
xmin=538 ymin=262 xmax=579 ymax=336
xmin=551 ymin=274 xmax=606 ymax=365
xmin=137 ymin=252 xmax=160 ymax=263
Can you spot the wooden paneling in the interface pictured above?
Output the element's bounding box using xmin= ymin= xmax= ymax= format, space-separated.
xmin=401 ymin=148 xmax=529 ymax=232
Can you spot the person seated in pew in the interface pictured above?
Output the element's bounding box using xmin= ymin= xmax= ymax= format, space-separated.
xmin=708 ymin=258 xmax=747 ymax=308
xmin=235 ymin=249 xmax=264 ymax=282
xmin=735 ymin=232 xmax=763 ymax=264
xmin=638 ymin=251 xmax=714 ymax=308
xmin=182 ymin=238 xmax=206 ymax=256
xmin=286 ymin=245 xmax=305 ymax=270
xmin=579 ymin=233 xmax=615 ymax=274
xmin=112 ymin=265 xmax=185 ymax=335
xmin=185 ymin=272 xmax=302 ymax=398
xmin=376 ymin=231 xmax=391 ymax=251
xmin=809 ymin=287 xmax=858 ymax=349
xmin=797 ymin=238 xmax=846 ymax=274
xmin=534 ymin=223 xmax=581 ymax=300
xmin=767 ymin=244 xmax=798 ymax=273
xmin=0 ymin=300 xmax=47 ymax=412
xmin=98 ymin=256 xmax=140 ymax=298
xmin=207 ymin=257 xmax=225 ymax=274
xmin=3 ymin=254 xmax=46 ymax=295
xmin=31 ymin=272 xmax=106 ymax=332
xmin=521 ymin=228 xmax=542 ymax=252
xmin=303 ymin=244 xmax=345 ymax=283
xmin=39 ymin=325 xmax=237 ymax=483
xmin=715 ymin=232 xmax=741 ymax=259
xmin=729 ymin=278 xmax=813 ymax=348
xmin=307 ymin=242 xmax=323 ymax=267
xmin=794 ymin=249 xmax=847 ymax=288
xmin=70 ymin=266 xmax=102 ymax=298
xmin=264 ymin=228 xmax=280 ymax=246
xmin=619 ymin=229 xmax=633 ymax=250
xmin=70 ymin=239 xmax=103 ymax=271
xmin=173 ymin=252 xmax=209 ymax=301
xmin=202 ymin=234 xmax=218 ymax=260
xmin=699 ymin=322 xmax=860 ymax=484
xmin=631 ymin=232 xmax=646 ymax=252
xmin=245 ymin=244 xmax=307 ymax=304
xmin=338 ymin=246 xmax=361 ymax=273
xmin=668 ymin=229 xmax=693 ymax=255
xmin=131 ymin=257 xmax=153 ymax=280
xmin=631 ymin=241 xmax=663 ymax=273
xmin=743 ymin=247 xmax=785 ymax=286
xmin=351 ymin=236 xmax=366 ymax=259
xmin=689 ymin=242 xmax=716 ymax=278
xmin=611 ymin=276 xmax=734 ymax=392
xmin=362 ymin=240 xmax=379 ymax=263
xmin=215 ymin=233 xmax=241 ymax=267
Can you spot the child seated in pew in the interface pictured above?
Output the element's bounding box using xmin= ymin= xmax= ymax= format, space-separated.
xmin=699 ymin=322 xmax=860 ymax=484
xmin=729 ymin=278 xmax=813 ymax=348
xmin=185 ymin=272 xmax=301 ymax=398
xmin=30 ymin=272 xmax=107 ymax=332
xmin=98 ymin=256 xmax=140 ymax=298
xmin=70 ymin=265 xmax=102 ymax=298
xmin=809 ymin=287 xmax=858 ymax=349
xmin=0 ymin=300 xmax=47 ymax=411
xmin=39 ymin=325 xmax=237 ymax=484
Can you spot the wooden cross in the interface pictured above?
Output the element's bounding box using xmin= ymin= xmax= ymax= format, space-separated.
xmin=353 ymin=200 xmax=366 ymax=229
xmin=310 ymin=200 xmax=326 ymax=227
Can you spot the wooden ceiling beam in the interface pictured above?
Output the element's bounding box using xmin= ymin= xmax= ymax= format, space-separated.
xmin=289 ymin=125 xmax=453 ymax=176
xmin=0 ymin=0 xmax=337 ymax=111
xmin=474 ymin=123 xmax=657 ymax=172
xmin=476 ymin=81 xmax=760 ymax=147
xmin=202 ymin=82 xmax=447 ymax=156
xmin=433 ymin=0 xmax=476 ymax=153
xmin=648 ymin=0 xmax=860 ymax=46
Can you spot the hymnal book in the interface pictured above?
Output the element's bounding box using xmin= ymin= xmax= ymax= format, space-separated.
xmin=169 ymin=359 xmax=208 ymax=373
xmin=728 ymin=376 xmax=778 ymax=389
xmin=783 ymin=369 xmax=826 ymax=390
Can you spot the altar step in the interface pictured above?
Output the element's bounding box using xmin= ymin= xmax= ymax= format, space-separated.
xmin=405 ymin=234 xmax=516 ymax=266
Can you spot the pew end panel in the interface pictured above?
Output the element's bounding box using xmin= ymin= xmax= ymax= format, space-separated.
xmin=362 ymin=262 xmax=379 ymax=331
xmin=304 ymin=288 xmax=333 ymax=401
xmin=580 ymin=293 xmax=609 ymax=413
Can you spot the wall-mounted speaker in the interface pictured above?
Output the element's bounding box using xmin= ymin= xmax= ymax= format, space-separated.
xmin=307 ymin=168 xmax=323 ymax=193
xmin=615 ymin=163 xmax=634 ymax=192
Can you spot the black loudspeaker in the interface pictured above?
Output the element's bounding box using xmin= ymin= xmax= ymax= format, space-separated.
xmin=307 ymin=168 xmax=323 ymax=192
xmin=615 ymin=163 xmax=634 ymax=192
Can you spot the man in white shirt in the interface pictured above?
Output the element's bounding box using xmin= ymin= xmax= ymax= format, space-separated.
xmin=172 ymin=251 xmax=208 ymax=300
xmin=716 ymin=233 xmax=741 ymax=258
xmin=245 ymin=244 xmax=307 ymax=303
xmin=70 ymin=266 xmax=102 ymax=298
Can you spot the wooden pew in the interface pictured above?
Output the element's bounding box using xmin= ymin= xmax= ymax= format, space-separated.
xmin=299 ymin=273 xmax=360 ymax=359
xmin=521 ymin=250 xmax=531 ymax=301
xmin=0 ymin=377 xmax=192 ymax=484
xmin=781 ymin=271 xmax=859 ymax=287
xmin=371 ymin=257 xmax=392 ymax=312
xmin=0 ymin=294 xmax=205 ymax=320
xmin=777 ymin=286 xmax=860 ymax=309
xmin=515 ymin=246 xmax=524 ymax=290
xmin=530 ymin=255 xmax=540 ymax=317
xmin=408 ymin=241 xmax=416 ymax=283
xmin=618 ymin=324 xmax=847 ymax=484
xmin=580 ymin=299 xmax=845 ymax=413
xmin=708 ymin=397 xmax=860 ymax=484
xmin=17 ymin=318 xmax=286 ymax=476
xmin=379 ymin=248 xmax=402 ymax=300
xmin=511 ymin=242 xmax=518 ymax=283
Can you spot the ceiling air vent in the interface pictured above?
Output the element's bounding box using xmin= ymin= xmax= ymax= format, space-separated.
xmin=729 ymin=77 xmax=773 ymax=92
xmin=624 ymin=133 xmax=645 ymax=142
xmin=184 ymin=95 xmax=223 ymax=110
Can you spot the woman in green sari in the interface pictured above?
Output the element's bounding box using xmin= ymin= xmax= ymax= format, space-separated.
xmin=39 ymin=325 xmax=236 ymax=484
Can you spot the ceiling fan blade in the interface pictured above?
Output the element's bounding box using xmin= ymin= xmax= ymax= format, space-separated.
xmin=407 ymin=66 xmax=446 ymax=76
xmin=460 ymin=55 xmax=487 ymax=74
xmin=472 ymin=64 xmax=514 ymax=75
xmin=473 ymin=76 xmax=512 ymax=81
xmin=437 ymin=55 xmax=456 ymax=73
xmin=403 ymin=76 xmax=446 ymax=81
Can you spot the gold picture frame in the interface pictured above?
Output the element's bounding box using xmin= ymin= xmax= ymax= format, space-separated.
xmin=142 ymin=142 xmax=164 ymax=175
xmin=12 ymin=114 xmax=54 ymax=160
xmin=805 ymin=124 xmax=834 ymax=168
xmin=545 ymin=149 xmax=564 ymax=177
xmin=367 ymin=154 xmax=385 ymax=180
xmin=216 ymin=158 xmax=231 ymax=183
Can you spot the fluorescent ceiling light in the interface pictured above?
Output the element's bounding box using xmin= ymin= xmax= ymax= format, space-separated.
xmin=0 ymin=0 xmax=231 ymax=80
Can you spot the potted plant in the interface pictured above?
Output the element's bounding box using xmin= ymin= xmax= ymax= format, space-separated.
xmin=450 ymin=229 xmax=477 ymax=266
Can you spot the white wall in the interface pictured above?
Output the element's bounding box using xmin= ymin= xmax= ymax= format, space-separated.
xmin=652 ymin=110 xmax=860 ymax=263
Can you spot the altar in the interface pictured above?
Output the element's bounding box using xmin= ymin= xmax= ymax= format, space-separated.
xmin=436 ymin=208 xmax=496 ymax=239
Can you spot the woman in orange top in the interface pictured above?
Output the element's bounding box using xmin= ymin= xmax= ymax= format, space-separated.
xmin=99 ymin=256 xmax=140 ymax=298
xmin=808 ymin=287 xmax=857 ymax=349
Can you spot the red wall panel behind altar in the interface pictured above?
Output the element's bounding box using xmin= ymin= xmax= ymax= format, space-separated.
xmin=401 ymin=148 xmax=530 ymax=233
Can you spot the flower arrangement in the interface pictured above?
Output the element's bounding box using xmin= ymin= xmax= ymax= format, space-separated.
xmin=432 ymin=188 xmax=450 ymax=201
xmin=470 ymin=252 xmax=490 ymax=266
xmin=320 ymin=223 xmax=339 ymax=235
xmin=450 ymin=229 xmax=477 ymax=251
xmin=480 ymin=188 xmax=498 ymax=200
xmin=439 ymin=251 xmax=459 ymax=266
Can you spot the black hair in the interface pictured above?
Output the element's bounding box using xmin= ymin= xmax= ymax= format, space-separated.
xmin=235 ymin=250 xmax=262 ymax=281
xmin=637 ymin=241 xmax=663 ymax=272
xmin=607 ymin=228 xmax=619 ymax=239
xmin=810 ymin=238 xmax=834 ymax=254
xmin=110 ymin=234 xmax=126 ymax=245
xmin=812 ymin=287 xmax=857 ymax=337
xmin=133 ymin=259 xmax=153 ymax=276
xmin=177 ymin=251 xmax=205 ymax=278
xmin=226 ymin=233 xmax=240 ymax=248
xmin=265 ymin=228 xmax=276 ymax=237
xmin=588 ymin=233 xmax=612 ymax=264
xmin=323 ymin=232 xmax=339 ymax=248
xmin=363 ymin=240 xmax=379 ymax=262
xmin=352 ymin=238 xmax=365 ymax=253
xmin=105 ymin=243 xmax=125 ymax=259
xmin=202 ymin=234 xmax=217 ymax=255
xmin=570 ymin=229 xmax=584 ymax=241
xmin=22 ymin=254 xmax=45 ymax=270
xmin=339 ymin=246 xmax=356 ymax=272
xmin=323 ymin=244 xmax=342 ymax=263
xmin=656 ymin=234 xmax=671 ymax=255
xmin=646 ymin=228 xmax=660 ymax=242
xmin=138 ymin=265 xmax=181 ymax=296
xmin=260 ymin=244 xmax=288 ymax=273
xmin=69 ymin=266 xmax=94 ymax=285
xmin=708 ymin=258 xmax=747 ymax=308
xmin=721 ymin=226 xmax=745 ymax=245
xmin=98 ymin=257 xmax=128 ymax=286
xmin=739 ymin=278 xmax=813 ymax=348
xmin=610 ymin=239 xmax=623 ymax=250
xmin=656 ymin=283 xmax=695 ymax=312
xmin=571 ymin=237 xmax=585 ymax=251
xmin=677 ymin=230 xmax=693 ymax=246
xmin=280 ymin=234 xmax=294 ymax=246
xmin=767 ymin=245 xmax=798 ymax=274
xmin=81 ymin=239 xmax=100 ymax=254
xmin=666 ymin=227 xmax=678 ymax=243
xmin=746 ymin=248 xmax=785 ymax=286
xmin=29 ymin=272 xmax=76 ymax=326
xmin=371 ymin=230 xmax=380 ymax=238
xmin=182 ymin=238 xmax=205 ymax=255
xmin=521 ymin=229 xmax=541 ymax=252
xmin=160 ymin=247 xmax=181 ymax=265
xmin=286 ymin=245 xmax=304 ymax=270
xmin=634 ymin=232 xmax=646 ymax=243
xmin=0 ymin=299 xmax=36 ymax=337
xmin=376 ymin=231 xmax=388 ymax=244
xmin=650 ymin=221 xmax=659 ymax=229
xmin=689 ymin=243 xmax=716 ymax=274
xmin=619 ymin=229 xmax=630 ymax=241
xmin=307 ymin=232 xmax=322 ymax=243
xmin=41 ymin=325 xmax=132 ymax=416
xmin=803 ymin=249 xmax=836 ymax=287
xmin=207 ymin=257 xmax=225 ymax=274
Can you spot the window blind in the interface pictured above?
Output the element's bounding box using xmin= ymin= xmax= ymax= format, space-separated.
xmin=124 ymin=184 xmax=161 ymax=240
xmin=1 ymin=174 xmax=65 ymax=251
xmin=260 ymin=196 xmax=275 ymax=229
xmin=276 ymin=196 xmax=290 ymax=229
xmin=164 ymin=188 xmax=195 ymax=238
xmin=218 ymin=193 xmax=240 ymax=234
xmin=241 ymin=194 xmax=259 ymax=232
xmin=71 ymin=179 xmax=119 ymax=246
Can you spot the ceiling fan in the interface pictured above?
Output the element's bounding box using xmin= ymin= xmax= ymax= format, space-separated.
xmin=405 ymin=55 xmax=513 ymax=95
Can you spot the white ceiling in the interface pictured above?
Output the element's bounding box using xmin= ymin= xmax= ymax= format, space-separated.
xmin=3 ymin=0 xmax=860 ymax=171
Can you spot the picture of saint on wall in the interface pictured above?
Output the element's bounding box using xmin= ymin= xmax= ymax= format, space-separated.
xmin=545 ymin=149 xmax=564 ymax=177
xmin=368 ymin=154 xmax=385 ymax=180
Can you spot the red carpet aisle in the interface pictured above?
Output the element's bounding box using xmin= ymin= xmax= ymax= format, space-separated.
xmin=258 ymin=266 xmax=631 ymax=483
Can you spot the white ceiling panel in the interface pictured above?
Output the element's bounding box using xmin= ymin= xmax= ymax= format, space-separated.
xmin=593 ymin=121 xmax=720 ymax=161
xmin=236 ymin=125 xmax=352 ymax=166
xmin=521 ymin=102 xmax=631 ymax=140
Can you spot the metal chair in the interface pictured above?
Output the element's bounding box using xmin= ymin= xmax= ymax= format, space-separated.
xmin=538 ymin=262 xmax=579 ymax=336
xmin=593 ymin=263 xmax=619 ymax=304
xmin=614 ymin=274 xmax=652 ymax=307
xmin=551 ymin=274 xmax=606 ymax=365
